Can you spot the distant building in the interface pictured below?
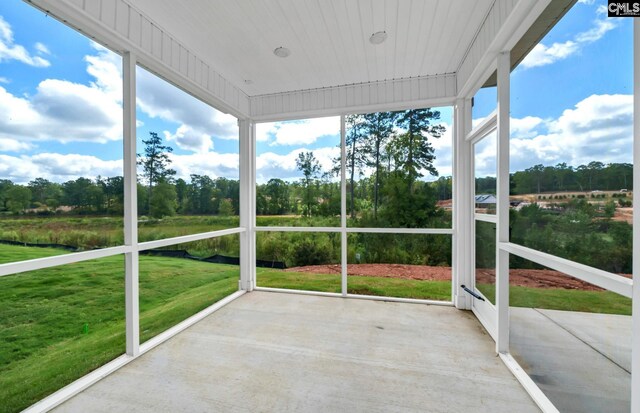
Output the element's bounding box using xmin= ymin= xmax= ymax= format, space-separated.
xmin=475 ymin=194 xmax=497 ymax=209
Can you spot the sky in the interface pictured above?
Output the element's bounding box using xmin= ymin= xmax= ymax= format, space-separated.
xmin=0 ymin=0 xmax=633 ymax=185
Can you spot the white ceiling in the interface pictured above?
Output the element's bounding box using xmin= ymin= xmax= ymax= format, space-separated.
xmin=127 ymin=0 xmax=494 ymax=97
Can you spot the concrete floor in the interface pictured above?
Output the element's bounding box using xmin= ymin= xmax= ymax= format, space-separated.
xmin=510 ymin=307 xmax=631 ymax=413
xmin=54 ymin=292 xmax=539 ymax=413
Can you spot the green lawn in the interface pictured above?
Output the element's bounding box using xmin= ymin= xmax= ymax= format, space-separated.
xmin=0 ymin=245 xmax=238 ymax=413
xmin=1 ymin=244 xmax=632 ymax=412
xmin=258 ymin=271 xmax=632 ymax=314
xmin=477 ymin=283 xmax=632 ymax=315
xmin=256 ymin=268 xmax=453 ymax=301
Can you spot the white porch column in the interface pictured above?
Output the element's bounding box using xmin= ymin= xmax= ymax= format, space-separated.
xmin=239 ymin=119 xmax=256 ymax=291
xmin=496 ymin=51 xmax=511 ymax=354
xmin=123 ymin=52 xmax=139 ymax=356
xmin=453 ymin=98 xmax=473 ymax=310
xmin=631 ymin=17 xmax=640 ymax=413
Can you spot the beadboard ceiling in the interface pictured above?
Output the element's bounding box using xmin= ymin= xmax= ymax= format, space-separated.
xmin=126 ymin=0 xmax=494 ymax=96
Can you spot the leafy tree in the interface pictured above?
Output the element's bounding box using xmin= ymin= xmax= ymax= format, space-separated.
xmin=218 ymin=198 xmax=234 ymax=216
xmin=362 ymin=111 xmax=398 ymax=219
xmin=28 ymin=178 xmax=61 ymax=207
xmin=345 ymin=114 xmax=367 ymax=218
xmin=100 ymin=176 xmax=124 ymax=214
xmin=149 ymin=182 xmax=177 ymax=218
xmin=263 ymin=178 xmax=290 ymax=215
xmin=394 ymin=108 xmax=445 ymax=185
xmin=137 ymin=132 xmax=176 ymax=212
xmin=0 ymin=179 xmax=14 ymax=211
xmin=6 ymin=186 xmax=31 ymax=213
xmin=295 ymin=151 xmax=321 ymax=216
xmin=62 ymin=178 xmax=95 ymax=210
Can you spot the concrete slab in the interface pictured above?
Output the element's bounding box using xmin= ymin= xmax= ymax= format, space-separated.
xmin=510 ymin=307 xmax=631 ymax=413
xmin=54 ymin=292 xmax=539 ymax=413
xmin=538 ymin=309 xmax=632 ymax=372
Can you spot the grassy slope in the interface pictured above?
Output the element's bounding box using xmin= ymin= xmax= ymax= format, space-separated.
xmin=0 ymin=245 xmax=238 ymax=413
xmin=0 ymin=241 xmax=632 ymax=412
xmin=259 ymin=270 xmax=632 ymax=315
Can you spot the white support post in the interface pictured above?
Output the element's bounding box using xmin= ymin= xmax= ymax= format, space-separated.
xmin=123 ymin=52 xmax=139 ymax=357
xmin=453 ymin=98 xmax=473 ymax=309
xmin=340 ymin=115 xmax=347 ymax=296
xmin=631 ymin=18 xmax=640 ymax=413
xmin=496 ymin=51 xmax=510 ymax=354
xmin=239 ymin=119 xmax=256 ymax=291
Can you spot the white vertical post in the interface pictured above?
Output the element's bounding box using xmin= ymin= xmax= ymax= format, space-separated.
xmin=340 ymin=115 xmax=347 ymax=296
xmin=239 ymin=119 xmax=256 ymax=291
xmin=453 ymin=98 xmax=473 ymax=309
xmin=123 ymin=52 xmax=139 ymax=357
xmin=631 ymin=18 xmax=640 ymax=413
xmin=496 ymin=51 xmax=511 ymax=354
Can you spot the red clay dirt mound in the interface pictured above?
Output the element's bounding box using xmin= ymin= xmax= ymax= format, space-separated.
xmin=286 ymin=264 xmax=631 ymax=291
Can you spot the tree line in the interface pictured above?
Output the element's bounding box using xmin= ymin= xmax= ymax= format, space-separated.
xmin=476 ymin=162 xmax=633 ymax=195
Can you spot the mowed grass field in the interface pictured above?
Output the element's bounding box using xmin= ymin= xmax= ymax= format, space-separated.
xmin=0 ymin=245 xmax=239 ymax=413
xmin=0 ymin=223 xmax=633 ymax=412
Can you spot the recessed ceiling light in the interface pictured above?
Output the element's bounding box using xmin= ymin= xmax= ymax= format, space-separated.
xmin=273 ymin=47 xmax=291 ymax=58
xmin=369 ymin=31 xmax=387 ymax=45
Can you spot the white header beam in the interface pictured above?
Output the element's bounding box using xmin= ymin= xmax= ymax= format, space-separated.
xmin=250 ymin=74 xmax=456 ymax=122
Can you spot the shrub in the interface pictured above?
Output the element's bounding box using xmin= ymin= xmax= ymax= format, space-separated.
xmin=291 ymin=237 xmax=332 ymax=267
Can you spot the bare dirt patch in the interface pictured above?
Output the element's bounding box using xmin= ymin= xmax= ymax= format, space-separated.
xmin=286 ymin=264 xmax=631 ymax=291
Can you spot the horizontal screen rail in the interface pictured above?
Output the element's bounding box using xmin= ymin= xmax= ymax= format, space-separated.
xmin=255 ymin=226 xmax=453 ymax=234
xmin=138 ymin=227 xmax=246 ymax=251
xmin=255 ymin=226 xmax=340 ymax=233
xmin=0 ymin=245 xmax=130 ymax=277
xmin=345 ymin=227 xmax=453 ymax=234
xmin=474 ymin=213 xmax=497 ymax=223
xmin=499 ymin=242 xmax=633 ymax=298
xmin=466 ymin=110 xmax=497 ymax=143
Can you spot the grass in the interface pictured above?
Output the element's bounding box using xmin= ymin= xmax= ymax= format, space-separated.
xmin=0 ymin=215 xmax=240 ymax=251
xmin=0 ymin=245 xmax=238 ymax=413
xmin=1 ymin=240 xmax=633 ymax=412
xmin=257 ymin=269 xmax=456 ymax=301
xmin=258 ymin=271 xmax=632 ymax=314
xmin=477 ymin=283 xmax=632 ymax=315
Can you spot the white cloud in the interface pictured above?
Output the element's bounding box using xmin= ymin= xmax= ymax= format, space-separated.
xmin=163 ymin=124 xmax=213 ymax=153
xmin=258 ymin=117 xmax=340 ymax=146
xmin=255 ymin=122 xmax=272 ymax=142
xmin=520 ymin=5 xmax=617 ymax=69
xmin=520 ymin=41 xmax=579 ymax=68
xmin=0 ymin=46 xmax=122 ymax=143
xmin=169 ymin=152 xmax=239 ymax=181
xmin=136 ymin=67 xmax=238 ymax=153
xmin=0 ymin=76 xmax=9 ymax=83
xmin=509 ymin=94 xmax=632 ymax=172
xmin=510 ymin=116 xmax=545 ymax=139
xmin=256 ymin=146 xmax=340 ymax=183
xmin=0 ymin=153 xmax=122 ymax=184
xmin=34 ymin=42 xmax=50 ymax=55
xmin=0 ymin=15 xmax=50 ymax=67
xmin=0 ymin=137 xmax=33 ymax=152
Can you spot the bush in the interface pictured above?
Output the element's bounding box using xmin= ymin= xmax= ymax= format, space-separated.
xmin=291 ymin=237 xmax=332 ymax=267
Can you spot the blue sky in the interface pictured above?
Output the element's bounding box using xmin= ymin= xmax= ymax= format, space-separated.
xmin=0 ymin=0 xmax=633 ymax=184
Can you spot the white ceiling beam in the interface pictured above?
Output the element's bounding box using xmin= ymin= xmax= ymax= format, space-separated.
xmin=27 ymin=0 xmax=251 ymax=118
xmin=249 ymin=73 xmax=456 ymax=122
